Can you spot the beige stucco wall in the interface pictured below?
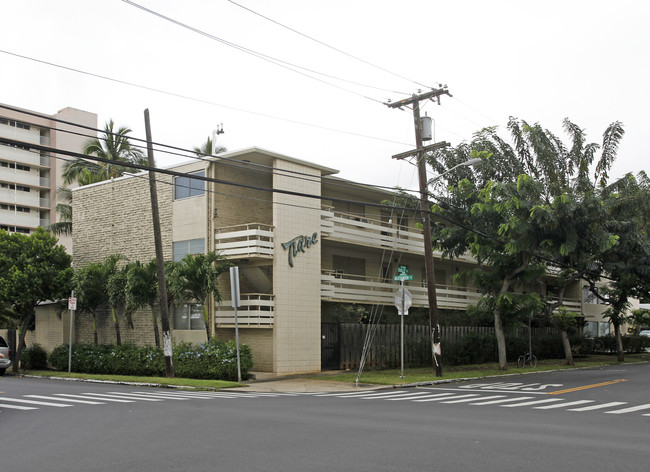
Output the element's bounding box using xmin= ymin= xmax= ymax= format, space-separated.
xmin=272 ymin=158 xmax=322 ymax=373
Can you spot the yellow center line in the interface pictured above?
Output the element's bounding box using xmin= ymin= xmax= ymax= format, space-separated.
xmin=548 ymin=379 xmax=628 ymax=395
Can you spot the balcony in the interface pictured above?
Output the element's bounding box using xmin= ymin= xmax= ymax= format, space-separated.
xmin=322 ymin=271 xmax=583 ymax=313
xmin=321 ymin=270 xmax=482 ymax=310
xmin=214 ymin=223 xmax=274 ymax=260
xmin=321 ymin=209 xmax=425 ymax=254
xmin=215 ymin=294 xmax=274 ymax=327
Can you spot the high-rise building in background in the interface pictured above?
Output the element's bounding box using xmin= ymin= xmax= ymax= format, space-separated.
xmin=0 ymin=104 xmax=97 ymax=251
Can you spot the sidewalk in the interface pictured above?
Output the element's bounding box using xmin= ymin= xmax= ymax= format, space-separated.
xmin=222 ymin=371 xmax=388 ymax=393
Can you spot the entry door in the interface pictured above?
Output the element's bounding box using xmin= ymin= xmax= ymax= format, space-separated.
xmin=321 ymin=323 xmax=340 ymax=370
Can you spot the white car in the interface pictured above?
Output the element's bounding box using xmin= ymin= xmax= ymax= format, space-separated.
xmin=639 ymin=330 xmax=650 ymax=337
xmin=0 ymin=335 xmax=12 ymax=375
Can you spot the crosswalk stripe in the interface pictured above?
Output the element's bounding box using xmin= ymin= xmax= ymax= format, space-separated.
xmin=0 ymin=397 xmax=72 ymax=407
xmin=604 ymin=404 xmax=650 ymax=414
xmin=79 ymin=393 xmax=163 ymax=402
xmin=441 ymin=394 xmax=498 ymax=404
xmin=124 ymin=392 xmax=192 ymax=400
xmin=55 ymin=393 xmax=135 ymax=403
xmin=356 ymin=391 xmax=418 ymax=399
xmin=533 ymin=400 xmax=594 ymax=409
xmin=469 ymin=396 xmax=535 ymax=405
xmin=315 ymin=390 xmax=408 ymax=398
xmin=0 ymin=402 xmax=38 ymax=410
xmin=385 ymin=392 xmax=443 ymax=401
xmin=501 ymin=398 xmax=565 ymax=408
xmin=25 ymin=395 xmax=106 ymax=405
xmin=567 ymin=402 xmax=627 ymax=411
xmin=412 ymin=393 xmax=463 ymax=403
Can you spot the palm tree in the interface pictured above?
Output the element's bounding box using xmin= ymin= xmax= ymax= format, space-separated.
xmin=174 ymin=252 xmax=231 ymax=340
xmin=47 ymin=186 xmax=73 ymax=236
xmin=193 ymin=136 xmax=226 ymax=157
xmin=50 ymin=120 xmax=145 ymax=238
xmin=125 ymin=260 xmax=160 ymax=347
xmin=62 ymin=120 xmax=146 ymax=186
xmin=75 ymin=262 xmax=110 ymax=345
xmin=103 ymin=254 xmax=126 ymax=345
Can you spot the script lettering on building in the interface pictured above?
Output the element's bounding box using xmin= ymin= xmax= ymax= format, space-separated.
xmin=281 ymin=232 xmax=318 ymax=267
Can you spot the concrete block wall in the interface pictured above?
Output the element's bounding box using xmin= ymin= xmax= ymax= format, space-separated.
xmin=73 ymin=173 xmax=173 ymax=266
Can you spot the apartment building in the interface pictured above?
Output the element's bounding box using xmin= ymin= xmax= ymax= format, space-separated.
xmin=0 ymin=104 xmax=97 ymax=251
xmin=52 ymin=147 xmax=613 ymax=374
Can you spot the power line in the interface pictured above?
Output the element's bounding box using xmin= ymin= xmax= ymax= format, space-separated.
xmin=225 ymin=0 xmax=434 ymax=90
xmin=0 ymin=103 xmax=422 ymax=197
xmin=0 ymin=49 xmax=411 ymax=148
xmin=122 ymin=0 xmax=395 ymax=103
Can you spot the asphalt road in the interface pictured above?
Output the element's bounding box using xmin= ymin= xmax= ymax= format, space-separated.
xmin=1 ymin=363 xmax=648 ymax=472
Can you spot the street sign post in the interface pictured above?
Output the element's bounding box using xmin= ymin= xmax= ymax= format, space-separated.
xmin=393 ymin=267 xmax=413 ymax=379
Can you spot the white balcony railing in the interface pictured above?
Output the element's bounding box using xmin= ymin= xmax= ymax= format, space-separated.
xmin=321 ymin=270 xmax=483 ymax=310
xmin=321 ymin=209 xmax=425 ymax=254
xmin=321 ymin=271 xmax=582 ymax=312
xmin=215 ymin=293 xmax=274 ymax=327
xmin=214 ymin=223 xmax=274 ymax=259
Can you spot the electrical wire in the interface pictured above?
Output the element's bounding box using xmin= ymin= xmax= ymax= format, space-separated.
xmin=225 ymin=0 xmax=434 ymax=91
xmin=0 ymin=50 xmax=411 ymax=148
xmin=122 ymin=0 xmax=391 ymax=103
xmin=0 ymin=103 xmax=422 ymax=198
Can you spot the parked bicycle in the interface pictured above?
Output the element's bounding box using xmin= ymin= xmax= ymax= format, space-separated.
xmin=517 ymin=352 xmax=537 ymax=368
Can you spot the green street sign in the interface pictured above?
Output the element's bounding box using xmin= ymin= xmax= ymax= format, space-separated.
xmin=393 ymin=274 xmax=413 ymax=281
xmin=397 ymin=265 xmax=409 ymax=275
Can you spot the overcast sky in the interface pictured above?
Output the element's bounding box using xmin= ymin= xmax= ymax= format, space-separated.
xmin=0 ymin=0 xmax=647 ymax=191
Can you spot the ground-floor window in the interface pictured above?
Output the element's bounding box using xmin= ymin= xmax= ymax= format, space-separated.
xmin=174 ymin=303 xmax=204 ymax=330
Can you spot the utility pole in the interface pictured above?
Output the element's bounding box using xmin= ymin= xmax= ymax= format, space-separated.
xmin=387 ymin=86 xmax=451 ymax=377
xmin=144 ymin=109 xmax=174 ymax=377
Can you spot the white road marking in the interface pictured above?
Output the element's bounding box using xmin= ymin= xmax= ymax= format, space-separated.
xmin=55 ymin=393 xmax=135 ymax=403
xmin=80 ymin=393 xmax=163 ymax=401
xmin=501 ymin=398 xmax=565 ymax=408
xmin=604 ymin=404 xmax=650 ymax=415
xmin=441 ymin=395 xmax=502 ymax=404
xmin=469 ymin=396 xmax=535 ymax=405
xmin=25 ymin=395 xmax=105 ymax=405
xmin=533 ymin=400 xmax=594 ymax=409
xmin=0 ymin=402 xmax=38 ymax=410
xmin=412 ymin=393 xmax=464 ymax=403
xmin=567 ymin=402 xmax=627 ymax=411
xmin=0 ymin=397 xmax=72 ymax=407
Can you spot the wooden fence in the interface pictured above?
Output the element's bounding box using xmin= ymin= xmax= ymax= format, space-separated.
xmin=336 ymin=323 xmax=557 ymax=370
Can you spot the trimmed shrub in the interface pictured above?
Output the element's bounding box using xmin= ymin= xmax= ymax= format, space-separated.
xmin=21 ymin=343 xmax=48 ymax=370
xmin=49 ymin=339 xmax=253 ymax=381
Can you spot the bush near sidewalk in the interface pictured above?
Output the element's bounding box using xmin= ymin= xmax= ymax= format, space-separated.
xmin=48 ymin=338 xmax=253 ymax=381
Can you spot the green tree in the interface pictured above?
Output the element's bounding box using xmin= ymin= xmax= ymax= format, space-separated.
xmin=193 ymin=136 xmax=226 ymax=157
xmin=103 ymin=254 xmax=126 ymax=345
xmin=125 ymin=260 xmax=161 ymax=347
xmin=0 ymin=228 xmax=72 ymax=373
xmin=74 ymin=261 xmax=109 ymax=345
xmin=435 ymin=174 xmax=548 ymax=369
xmin=590 ymin=174 xmax=650 ymax=360
xmin=50 ymin=120 xmax=145 ymax=238
xmin=174 ymin=252 xmax=231 ymax=340
xmin=550 ymin=307 xmax=580 ymax=365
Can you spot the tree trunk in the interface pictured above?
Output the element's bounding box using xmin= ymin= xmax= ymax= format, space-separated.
xmin=494 ymin=309 xmax=507 ymax=370
xmin=12 ymin=311 xmax=34 ymax=374
xmin=560 ymin=330 xmax=574 ymax=366
xmin=614 ymin=322 xmax=624 ymax=362
xmin=92 ymin=313 xmax=98 ymax=345
xmin=203 ymin=305 xmax=211 ymax=341
xmin=151 ymin=307 xmax=160 ymax=348
xmin=112 ymin=307 xmax=121 ymax=346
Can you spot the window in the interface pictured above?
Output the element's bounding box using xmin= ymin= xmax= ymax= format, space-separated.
xmin=598 ymin=322 xmax=610 ymax=337
xmin=174 ymin=170 xmax=205 ymax=199
xmin=584 ymin=321 xmax=598 ymax=338
xmin=174 ymin=303 xmax=204 ymax=330
xmin=173 ymin=238 xmax=205 ymax=262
